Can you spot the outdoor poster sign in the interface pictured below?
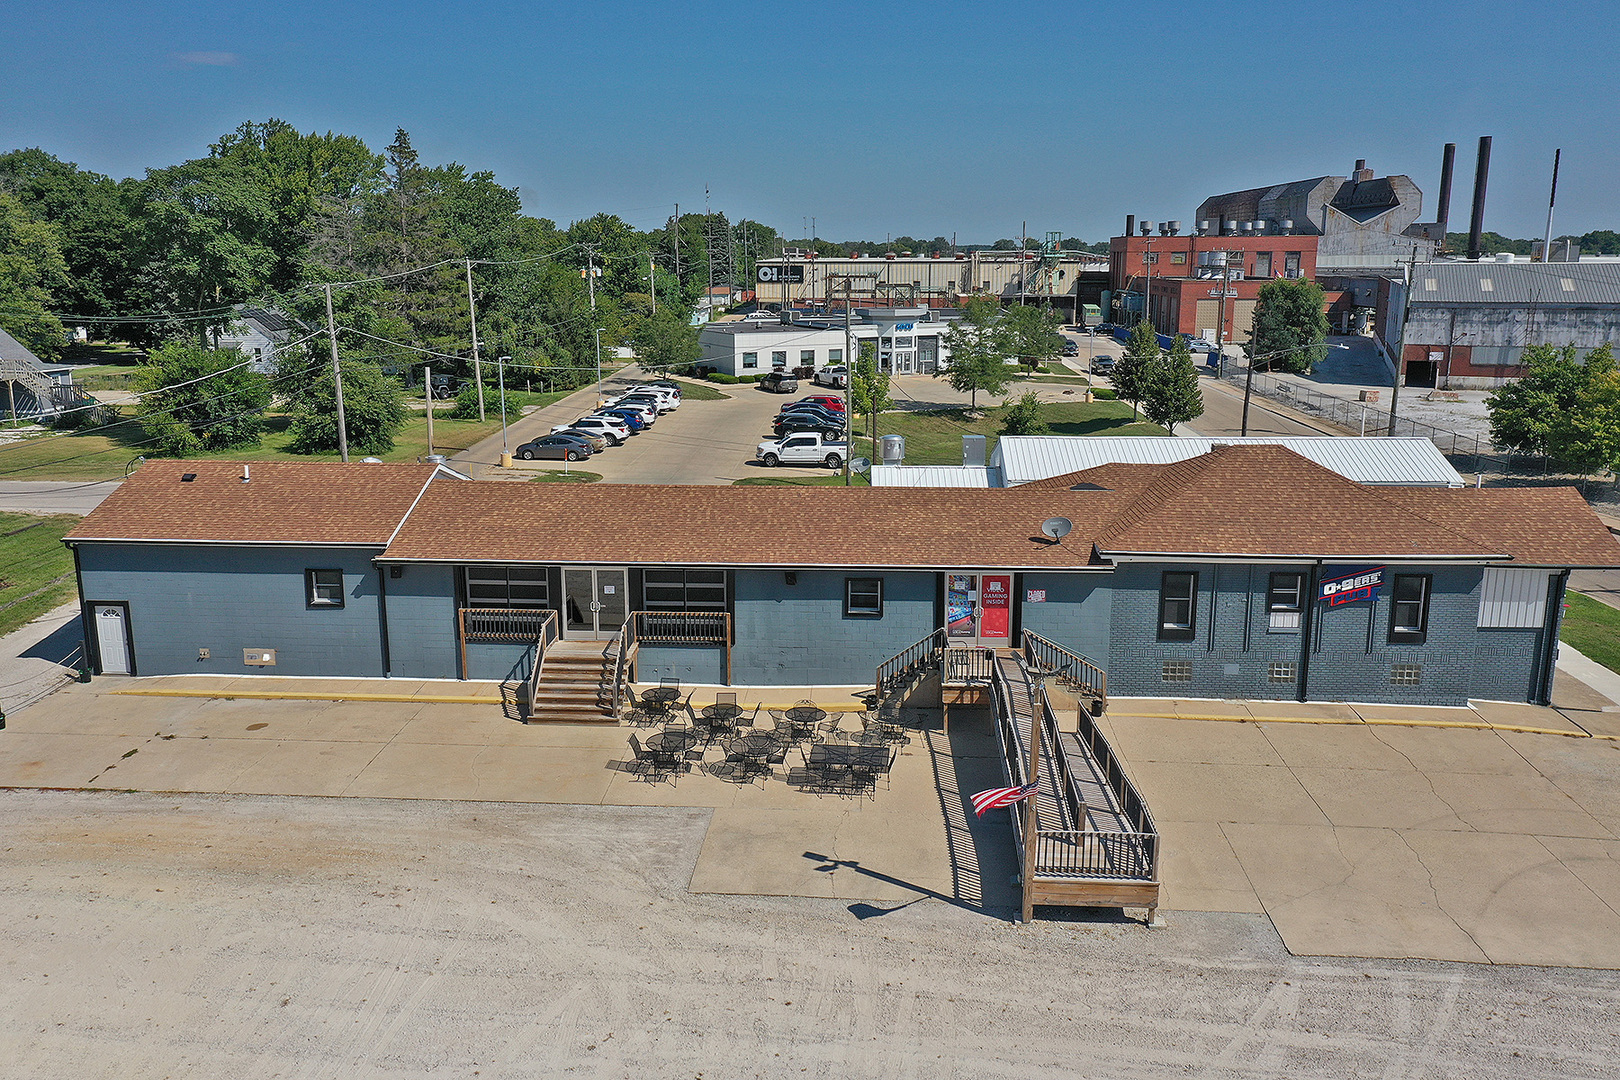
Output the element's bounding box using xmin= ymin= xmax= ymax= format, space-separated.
xmin=980 ymin=575 xmax=1011 ymax=638
xmin=947 ymin=574 xmax=975 ymax=637
xmin=1319 ymin=565 xmax=1385 ymax=606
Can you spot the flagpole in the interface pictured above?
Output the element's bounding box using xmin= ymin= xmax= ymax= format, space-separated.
xmin=1021 ymin=665 xmax=1051 ymax=923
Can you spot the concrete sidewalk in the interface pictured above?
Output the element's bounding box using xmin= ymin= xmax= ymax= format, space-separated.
xmin=0 ymin=600 xmax=85 ymax=717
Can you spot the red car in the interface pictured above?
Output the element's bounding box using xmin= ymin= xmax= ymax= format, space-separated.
xmin=800 ymin=395 xmax=846 ymax=412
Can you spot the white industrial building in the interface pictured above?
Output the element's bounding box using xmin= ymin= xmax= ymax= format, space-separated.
xmin=698 ymin=308 xmax=958 ymax=378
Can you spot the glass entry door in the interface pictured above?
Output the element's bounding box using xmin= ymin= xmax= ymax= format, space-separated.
xmin=563 ymin=568 xmax=628 ymax=640
xmin=945 ymin=572 xmax=1012 ymax=646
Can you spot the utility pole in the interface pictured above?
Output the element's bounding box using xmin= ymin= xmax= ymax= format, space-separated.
xmin=497 ymin=354 xmax=510 ymax=467
xmin=1020 ymin=221 xmax=1028 ymax=306
xmin=1213 ymin=250 xmax=1234 ymax=380
xmin=423 ymin=360 xmax=435 ymax=458
xmin=649 ymin=251 xmax=657 ymax=315
xmin=672 ymin=204 xmax=680 ymax=287
xmin=844 ymin=280 xmax=854 ymax=486
xmin=594 ymin=327 xmax=604 ymax=405
xmin=323 ymin=284 xmax=348 ymax=463
xmin=1388 ymin=247 xmax=1417 ymax=436
xmin=465 ymin=260 xmax=485 ymax=421
xmin=585 ymin=246 xmax=597 ymax=311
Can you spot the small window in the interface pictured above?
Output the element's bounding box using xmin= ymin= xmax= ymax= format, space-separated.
xmin=800 ymin=350 xmax=815 ymax=365
xmin=1161 ymin=661 xmax=1192 ymax=683
xmin=1253 ymin=251 xmax=1272 ymax=278
xmin=742 ymin=351 xmax=758 ymax=369
xmin=1389 ymin=574 xmax=1431 ymax=644
xmin=1284 ymin=251 xmax=1301 ymax=278
xmin=1171 ymin=252 xmax=1187 ymax=265
xmin=771 ymin=351 xmax=788 ymax=369
xmin=828 ymin=348 xmax=843 ymax=363
xmin=1268 ymin=572 xmax=1304 ymax=631
xmin=1391 ymin=663 xmax=1423 ymax=686
xmin=1268 ymin=662 xmax=1297 ymax=683
xmin=845 ymin=577 xmax=883 ymax=617
xmin=1158 ymin=571 xmax=1197 ymax=641
xmin=306 ymin=568 xmax=344 ymax=608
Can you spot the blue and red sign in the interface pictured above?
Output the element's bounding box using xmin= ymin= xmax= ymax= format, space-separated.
xmin=1319 ymin=566 xmax=1385 ymax=606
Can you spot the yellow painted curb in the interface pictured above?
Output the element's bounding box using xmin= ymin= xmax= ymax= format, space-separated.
xmin=1105 ymin=711 xmax=1617 ymax=740
xmin=110 ymin=689 xmax=500 ymax=705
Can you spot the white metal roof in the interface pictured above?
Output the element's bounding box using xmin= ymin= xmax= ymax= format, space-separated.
xmin=991 ymin=437 xmax=1464 ymax=487
xmin=870 ymin=465 xmax=997 ymax=488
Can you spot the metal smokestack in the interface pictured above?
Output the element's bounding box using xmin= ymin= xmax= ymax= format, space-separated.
xmin=1542 ymin=149 xmax=1562 ymax=263
xmin=1435 ymin=142 xmax=1456 ymax=252
xmin=1125 ymin=215 xmax=1135 ymax=239
xmin=1467 ymin=136 xmax=1492 ymax=260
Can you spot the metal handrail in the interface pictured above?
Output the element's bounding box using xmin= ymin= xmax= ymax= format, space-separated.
xmin=875 ymin=628 xmax=945 ymax=695
xmin=1021 ymin=630 xmax=1107 ymax=707
xmin=942 ymin=644 xmax=996 ymax=685
xmin=523 ymin=610 xmax=560 ymax=717
xmin=633 ymin=610 xmax=730 ymax=643
xmin=462 ymin=606 xmax=558 ymax=643
xmin=1033 ymin=828 xmax=1158 ymax=880
xmin=609 ymin=617 xmax=639 ymax=717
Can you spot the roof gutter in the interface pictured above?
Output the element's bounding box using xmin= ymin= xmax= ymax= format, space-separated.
xmin=371 ymin=556 xmax=1113 ymax=573
xmin=1098 ymin=550 xmax=1509 ymax=563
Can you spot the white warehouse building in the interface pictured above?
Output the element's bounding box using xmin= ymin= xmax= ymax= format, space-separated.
xmin=697 ymin=308 xmax=958 ymax=378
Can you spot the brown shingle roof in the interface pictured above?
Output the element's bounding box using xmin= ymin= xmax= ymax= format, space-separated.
xmin=1382 ymin=486 xmax=1620 ymax=567
xmin=66 ymin=460 xmax=445 ymax=546
xmin=380 ymin=482 xmax=1124 ymax=568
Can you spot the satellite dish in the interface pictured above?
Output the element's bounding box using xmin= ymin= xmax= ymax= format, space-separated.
xmin=1041 ymin=516 xmax=1073 ymax=542
xmin=850 ymin=457 xmax=871 ymax=475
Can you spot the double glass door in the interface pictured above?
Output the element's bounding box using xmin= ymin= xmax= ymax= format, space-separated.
xmin=563 ymin=567 xmax=627 ymax=639
xmin=946 ymin=572 xmax=1012 ymax=646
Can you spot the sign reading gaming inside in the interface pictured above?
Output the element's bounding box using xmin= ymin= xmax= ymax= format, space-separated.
xmin=1318 ymin=566 xmax=1385 ymax=606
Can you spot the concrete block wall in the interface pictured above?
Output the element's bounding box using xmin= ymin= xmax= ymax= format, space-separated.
xmin=730 ymin=569 xmax=936 ymax=686
xmin=76 ymin=543 xmax=387 ymax=678
xmin=1017 ymin=572 xmax=1110 ymax=665
xmin=635 ymin=643 xmax=727 ymax=687
xmin=382 ymin=563 xmax=458 ymax=679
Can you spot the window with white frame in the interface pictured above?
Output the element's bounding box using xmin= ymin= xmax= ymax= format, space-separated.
xmin=771 ymin=351 xmax=788 ymax=369
xmin=742 ymin=351 xmax=758 ymax=369
xmin=845 ymin=577 xmax=883 ymax=617
xmin=800 ymin=350 xmax=815 ymax=366
xmin=828 ymin=348 xmax=843 ymax=363
xmin=1268 ymin=571 xmax=1304 ymax=631
xmin=306 ymin=568 xmax=344 ymax=608
xmin=1478 ymin=568 xmax=1549 ymax=628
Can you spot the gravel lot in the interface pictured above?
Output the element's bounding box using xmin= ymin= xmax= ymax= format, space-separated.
xmin=5 ymin=789 xmax=1619 ymax=1079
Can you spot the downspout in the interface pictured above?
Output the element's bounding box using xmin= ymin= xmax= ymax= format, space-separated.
xmin=1297 ymin=561 xmax=1322 ymax=702
xmin=377 ymin=565 xmax=393 ymax=678
xmin=1537 ymin=570 xmax=1571 ymax=705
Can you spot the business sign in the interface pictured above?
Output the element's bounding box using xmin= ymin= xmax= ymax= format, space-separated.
xmin=892 ymin=322 xmax=914 ymax=332
xmin=1026 ymin=589 xmax=1047 ymax=603
xmin=1319 ymin=565 xmax=1385 ymax=606
xmin=757 ymin=265 xmax=805 ymax=284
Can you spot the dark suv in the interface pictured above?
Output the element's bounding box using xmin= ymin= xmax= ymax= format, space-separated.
xmin=759 ymin=371 xmax=799 ymax=393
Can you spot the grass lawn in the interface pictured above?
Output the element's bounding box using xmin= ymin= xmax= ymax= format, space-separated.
xmin=0 ymin=393 xmax=574 ymax=481
xmin=663 ymin=379 xmax=730 ymax=401
xmin=733 ymin=473 xmax=871 ymax=486
xmin=527 ymin=469 xmax=602 ymax=483
xmin=1562 ymin=592 xmax=1620 ymax=675
xmin=0 ymin=513 xmax=81 ymax=638
xmin=849 ymin=401 xmax=1165 ymax=466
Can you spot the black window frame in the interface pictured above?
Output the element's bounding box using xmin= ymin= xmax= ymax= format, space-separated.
xmin=845 ymin=577 xmax=884 ymax=618
xmin=1157 ymin=571 xmax=1197 ymax=641
xmin=463 ymin=565 xmax=550 ymax=610
xmin=1267 ymin=571 xmax=1305 ymax=633
xmin=643 ymin=568 xmax=728 ymax=612
xmin=1388 ymin=574 xmax=1432 ymax=644
xmin=305 ymin=568 xmax=345 ymax=609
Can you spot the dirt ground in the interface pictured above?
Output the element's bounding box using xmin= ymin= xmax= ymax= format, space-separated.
xmin=5 ymin=788 xmax=1620 ymax=1079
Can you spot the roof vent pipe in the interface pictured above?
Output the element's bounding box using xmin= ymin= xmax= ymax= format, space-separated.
xmin=1281 ymin=219 xmax=1294 ymax=234
xmin=1196 ymin=220 xmax=1211 ymax=235
xmin=241 ymin=463 xmax=250 ymax=483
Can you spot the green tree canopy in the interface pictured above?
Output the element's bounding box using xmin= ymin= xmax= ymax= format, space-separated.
xmin=1247 ymin=278 xmax=1330 ymax=374
xmin=939 ymin=296 xmax=1014 ymax=409
xmin=629 ymin=308 xmax=700 ymax=375
xmin=1141 ymin=335 xmax=1205 ymax=435
xmin=0 ymin=190 xmax=69 ymax=361
xmin=1111 ymin=321 xmax=1159 ymax=419
xmin=286 ymin=361 xmax=405 ymax=455
xmin=134 ymin=344 xmax=271 ymax=456
xmin=1487 ymin=343 xmax=1620 ymax=473
xmin=999 ymin=390 xmax=1049 ymax=437
xmin=1005 ymin=303 xmax=1065 ymax=367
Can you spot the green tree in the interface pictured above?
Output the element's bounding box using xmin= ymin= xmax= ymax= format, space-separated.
xmin=0 ymin=190 xmax=69 ymax=361
xmin=1140 ymin=336 xmax=1205 ymax=434
xmin=630 ymin=308 xmax=701 ymax=375
xmin=851 ymin=344 xmax=892 ymax=447
xmin=939 ymin=296 xmax=1014 ymax=409
xmin=1247 ymin=278 xmax=1330 ymax=373
xmin=1005 ymin=303 xmax=1064 ymax=367
xmin=999 ymin=390 xmax=1049 ymax=436
xmin=1111 ymin=321 xmax=1159 ymax=419
xmin=286 ymin=362 xmax=405 ymax=455
xmin=1488 ymin=343 xmax=1620 ymax=473
xmin=134 ymin=344 xmax=271 ymax=455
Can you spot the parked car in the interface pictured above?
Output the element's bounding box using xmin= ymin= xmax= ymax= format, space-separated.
xmin=555 ymin=415 xmax=630 ymax=445
xmin=552 ymin=427 xmax=609 ymax=452
xmin=624 ymin=384 xmax=680 ymax=409
xmin=756 ymin=431 xmax=848 ymax=469
xmin=598 ymin=407 xmax=648 ymax=432
xmin=428 ymin=373 xmax=460 ymax=399
xmin=1061 ymin=341 xmax=1080 ymax=356
xmin=800 ymin=394 xmax=846 ymax=412
xmin=515 ymin=434 xmax=594 ymax=461
xmin=759 ymin=372 xmax=799 ymax=393
xmin=640 ymin=379 xmax=683 ymax=397
xmin=1185 ymin=337 xmax=1217 ymax=353
xmin=775 ymin=404 xmax=844 ymax=427
xmin=812 ymin=366 xmax=848 ymax=389
xmin=1090 ymin=357 xmax=1117 ymax=375
xmin=616 ymin=390 xmax=676 ymax=414
xmin=606 ymin=399 xmax=657 ymax=425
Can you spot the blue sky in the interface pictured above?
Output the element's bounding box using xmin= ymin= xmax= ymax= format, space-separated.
xmin=4 ymin=0 xmax=1617 ymax=244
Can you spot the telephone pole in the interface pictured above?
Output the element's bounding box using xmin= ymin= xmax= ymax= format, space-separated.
xmin=649 ymin=250 xmax=657 ymax=315
xmin=465 ymin=260 xmax=485 ymax=421
xmin=1388 ymin=247 xmax=1417 ymax=436
xmin=323 ymin=284 xmax=348 ymax=463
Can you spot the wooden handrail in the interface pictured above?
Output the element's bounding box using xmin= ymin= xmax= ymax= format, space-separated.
xmin=523 ymin=610 xmax=560 ymax=718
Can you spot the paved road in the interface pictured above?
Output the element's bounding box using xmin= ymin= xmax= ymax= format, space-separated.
xmin=1184 ymin=375 xmax=1333 ymax=439
xmin=0 ymin=480 xmax=121 ymax=515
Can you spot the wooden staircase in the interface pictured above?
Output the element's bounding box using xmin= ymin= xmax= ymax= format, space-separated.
xmin=527 ymin=639 xmax=618 ymax=723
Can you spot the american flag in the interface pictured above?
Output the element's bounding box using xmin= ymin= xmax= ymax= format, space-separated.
xmin=970 ymin=782 xmax=1040 ymax=817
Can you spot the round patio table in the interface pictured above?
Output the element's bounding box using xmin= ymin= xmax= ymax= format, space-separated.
xmin=784 ymin=705 xmax=827 ymax=725
xmin=641 ymin=687 xmax=682 ymax=706
xmin=700 ymin=702 xmax=744 ymax=722
xmin=646 ymin=728 xmax=699 ymax=754
xmin=727 ymin=733 xmax=776 ymax=775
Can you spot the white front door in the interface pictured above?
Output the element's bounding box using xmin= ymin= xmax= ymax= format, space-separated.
xmin=94 ymin=604 xmax=131 ymax=674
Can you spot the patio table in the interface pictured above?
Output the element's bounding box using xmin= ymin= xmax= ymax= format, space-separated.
xmin=726 ymin=733 xmax=777 ymax=781
xmin=700 ymin=702 xmax=744 ymax=722
xmin=646 ymin=728 xmax=700 ymax=755
xmin=641 ymin=687 xmax=682 ymax=706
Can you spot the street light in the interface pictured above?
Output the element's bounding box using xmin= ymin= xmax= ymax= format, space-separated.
xmin=1240 ymin=342 xmax=1348 ymax=436
xmin=497 ymin=355 xmax=511 ymax=467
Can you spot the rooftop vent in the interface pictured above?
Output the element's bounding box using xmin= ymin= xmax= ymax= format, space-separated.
xmin=181 ymin=472 xmax=197 ymax=482
xmin=1280 ymin=219 xmax=1294 ymax=234
xmin=1165 ymin=220 xmax=1181 ymax=236
xmin=240 ymin=464 xmax=250 ymax=483
xmin=1139 ymin=221 xmax=1154 ymax=236
xmin=1196 ymin=220 xmax=1211 ymax=235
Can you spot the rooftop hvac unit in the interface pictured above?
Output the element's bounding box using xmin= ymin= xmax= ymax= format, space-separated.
xmin=962 ymin=434 xmax=986 ymax=468
xmin=1495 ymin=252 xmax=1515 ymax=262
xmin=1166 ymin=220 xmax=1181 ymax=235
xmin=884 ymin=252 xmax=896 ymax=259
xmin=1224 ymin=221 xmax=1238 ymax=234
xmin=955 ymin=251 xmax=967 ymax=259
xmin=1139 ymin=221 xmax=1154 ymax=235
xmin=1239 ymin=222 xmax=1253 ymax=233
xmin=1197 ymin=220 xmax=1211 ymax=235
xmin=879 ymin=434 xmax=905 ymax=465
xmin=1281 ymin=219 xmax=1294 ymax=234
xmin=1200 ymin=250 xmax=1229 ymax=266
xmin=1252 ymin=220 xmax=1267 ymax=234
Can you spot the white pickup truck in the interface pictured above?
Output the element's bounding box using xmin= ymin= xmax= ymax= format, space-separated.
xmin=756 ymin=431 xmax=848 ymax=469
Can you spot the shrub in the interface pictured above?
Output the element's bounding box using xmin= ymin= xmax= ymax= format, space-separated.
xmin=707 ymin=373 xmax=740 ymax=384
xmin=449 ymin=382 xmax=483 ymax=419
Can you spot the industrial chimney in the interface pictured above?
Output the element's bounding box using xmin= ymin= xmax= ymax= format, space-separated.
xmin=1125 ymin=215 xmax=1135 ymax=239
xmin=1467 ymin=136 xmax=1492 ymax=260
xmin=1436 ymin=142 xmax=1456 ymax=253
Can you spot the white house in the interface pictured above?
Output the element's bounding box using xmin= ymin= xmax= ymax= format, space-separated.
xmin=216 ymin=307 xmax=303 ymax=373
